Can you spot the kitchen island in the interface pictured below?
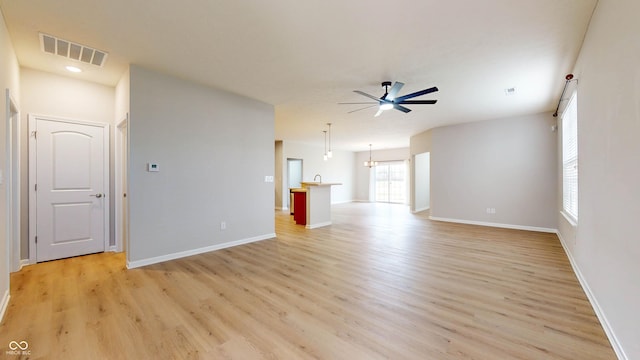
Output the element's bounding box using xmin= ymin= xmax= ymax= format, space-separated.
xmin=298 ymin=182 xmax=342 ymax=229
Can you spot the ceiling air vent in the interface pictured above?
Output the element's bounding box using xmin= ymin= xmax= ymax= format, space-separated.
xmin=39 ymin=33 xmax=108 ymax=67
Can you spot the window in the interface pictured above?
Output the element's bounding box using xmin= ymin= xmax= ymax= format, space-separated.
xmin=375 ymin=161 xmax=406 ymax=203
xmin=562 ymin=93 xmax=578 ymax=221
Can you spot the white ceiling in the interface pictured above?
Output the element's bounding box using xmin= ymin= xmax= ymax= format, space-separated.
xmin=0 ymin=0 xmax=597 ymax=151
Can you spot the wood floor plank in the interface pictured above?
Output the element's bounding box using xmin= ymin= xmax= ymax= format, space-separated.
xmin=0 ymin=203 xmax=616 ymax=359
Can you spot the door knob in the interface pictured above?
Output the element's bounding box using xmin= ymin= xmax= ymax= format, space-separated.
xmin=90 ymin=193 xmax=103 ymax=198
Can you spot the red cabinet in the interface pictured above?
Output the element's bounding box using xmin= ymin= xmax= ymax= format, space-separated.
xmin=293 ymin=191 xmax=306 ymax=225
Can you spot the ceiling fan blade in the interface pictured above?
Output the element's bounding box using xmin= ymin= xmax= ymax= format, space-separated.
xmin=348 ymin=104 xmax=378 ymax=113
xmin=398 ymin=100 xmax=437 ymax=105
xmin=394 ymin=86 xmax=439 ymax=102
xmin=338 ymin=101 xmax=378 ymax=105
xmin=354 ymin=90 xmax=382 ymax=102
xmin=374 ymin=108 xmax=384 ymax=117
xmin=386 ymin=81 xmax=405 ymax=101
xmin=394 ymin=104 xmax=412 ymax=113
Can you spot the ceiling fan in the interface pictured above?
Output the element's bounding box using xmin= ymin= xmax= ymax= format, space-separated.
xmin=341 ymin=81 xmax=438 ymax=117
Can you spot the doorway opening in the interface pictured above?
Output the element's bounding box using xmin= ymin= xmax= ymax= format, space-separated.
xmin=413 ymin=152 xmax=430 ymax=213
xmin=287 ymin=158 xmax=303 ymax=212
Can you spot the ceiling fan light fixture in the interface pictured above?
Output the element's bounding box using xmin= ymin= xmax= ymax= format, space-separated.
xmin=379 ymin=103 xmax=394 ymax=110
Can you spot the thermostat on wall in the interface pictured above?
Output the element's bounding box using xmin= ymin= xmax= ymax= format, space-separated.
xmin=147 ymin=163 xmax=159 ymax=172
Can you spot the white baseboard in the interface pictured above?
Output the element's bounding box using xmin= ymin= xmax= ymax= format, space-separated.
xmin=18 ymin=259 xmax=29 ymax=271
xmin=413 ymin=206 xmax=430 ymax=214
xmin=109 ymin=245 xmax=118 ymax=252
xmin=429 ymin=216 xmax=557 ymax=233
xmin=126 ymin=233 xmax=276 ymax=269
xmin=275 ymin=206 xmax=288 ymax=211
xmin=0 ymin=289 xmax=9 ymax=323
xmin=305 ymin=221 xmax=332 ymax=229
xmin=556 ymin=231 xmax=628 ymax=360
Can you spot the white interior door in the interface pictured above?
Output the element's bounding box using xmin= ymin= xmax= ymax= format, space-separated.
xmin=31 ymin=116 xmax=109 ymax=262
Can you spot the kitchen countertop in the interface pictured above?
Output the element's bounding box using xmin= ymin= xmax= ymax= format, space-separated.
xmin=300 ymin=182 xmax=342 ymax=187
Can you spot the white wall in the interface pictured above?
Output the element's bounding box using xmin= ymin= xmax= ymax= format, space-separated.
xmin=429 ymin=113 xmax=557 ymax=230
xmin=558 ymin=0 xmax=640 ymax=358
xmin=354 ymin=147 xmax=410 ymax=202
xmin=20 ymin=68 xmax=116 ymax=255
xmin=282 ymin=141 xmax=354 ymax=204
xmin=128 ymin=65 xmax=275 ymax=265
xmin=414 ymin=152 xmax=430 ymax=212
xmin=0 ymin=7 xmax=21 ymax=321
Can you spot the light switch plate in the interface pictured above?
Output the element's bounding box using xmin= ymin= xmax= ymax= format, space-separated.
xmin=147 ymin=163 xmax=159 ymax=172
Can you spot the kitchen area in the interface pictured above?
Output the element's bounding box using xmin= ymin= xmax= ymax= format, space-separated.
xmin=290 ymin=174 xmax=342 ymax=229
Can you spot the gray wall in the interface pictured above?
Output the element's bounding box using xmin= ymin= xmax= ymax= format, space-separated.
xmin=128 ymin=65 xmax=275 ymax=264
xmin=559 ymin=0 xmax=640 ymax=357
xmin=429 ymin=112 xmax=557 ymax=230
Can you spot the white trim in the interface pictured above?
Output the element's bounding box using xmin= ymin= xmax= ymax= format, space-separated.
xmin=556 ymin=231 xmax=628 ymax=360
xmin=5 ymin=89 xmax=21 ymax=273
xmin=19 ymin=259 xmax=29 ymax=271
xmin=429 ymin=216 xmax=557 ymax=233
xmin=412 ymin=206 xmax=430 ymax=214
xmin=275 ymin=206 xmax=287 ymax=211
xmin=330 ymin=200 xmax=353 ymax=205
xmin=115 ymin=117 xmax=128 ymax=253
xmin=560 ymin=210 xmax=577 ymax=227
xmin=126 ymin=233 xmax=276 ymax=269
xmin=0 ymin=290 xmax=9 ymax=323
xmin=305 ymin=221 xmax=332 ymax=229
xmin=109 ymin=245 xmax=118 ymax=252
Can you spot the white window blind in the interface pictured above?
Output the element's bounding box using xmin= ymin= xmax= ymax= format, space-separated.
xmin=562 ymin=93 xmax=578 ymax=221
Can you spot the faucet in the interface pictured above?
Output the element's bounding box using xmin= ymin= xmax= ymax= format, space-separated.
xmin=313 ymin=174 xmax=322 ymax=183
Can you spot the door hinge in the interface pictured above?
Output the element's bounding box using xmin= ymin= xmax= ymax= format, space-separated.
xmin=31 ymin=130 xmax=37 ymax=139
xmin=35 ymin=184 xmax=37 ymax=191
xmin=35 ymin=236 xmax=38 ymax=244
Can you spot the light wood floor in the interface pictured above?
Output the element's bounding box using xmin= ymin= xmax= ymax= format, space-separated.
xmin=1 ymin=203 xmax=615 ymax=359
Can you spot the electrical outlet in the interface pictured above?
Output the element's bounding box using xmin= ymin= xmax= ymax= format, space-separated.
xmin=220 ymin=221 xmax=226 ymax=230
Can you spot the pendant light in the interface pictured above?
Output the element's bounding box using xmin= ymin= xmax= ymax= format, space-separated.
xmin=327 ymin=123 xmax=333 ymax=158
xmin=364 ymin=144 xmax=378 ymax=168
xmin=323 ymin=130 xmax=328 ymax=161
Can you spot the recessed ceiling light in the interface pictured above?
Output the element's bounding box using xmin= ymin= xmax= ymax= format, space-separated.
xmin=65 ymin=65 xmax=82 ymax=73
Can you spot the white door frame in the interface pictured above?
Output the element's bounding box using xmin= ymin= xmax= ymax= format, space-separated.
xmin=28 ymin=114 xmax=110 ymax=264
xmin=115 ymin=116 xmax=128 ymax=253
xmin=5 ymin=90 xmax=21 ymax=272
